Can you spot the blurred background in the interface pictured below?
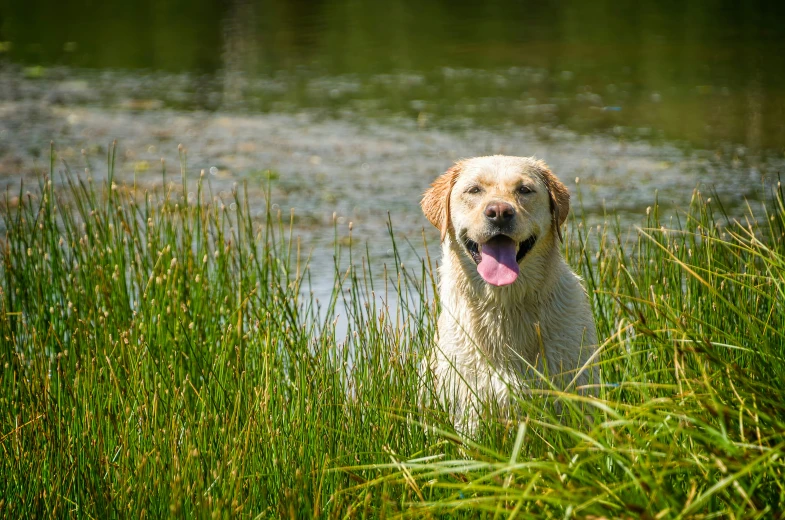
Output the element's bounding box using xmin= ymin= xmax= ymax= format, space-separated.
xmin=1 ymin=0 xmax=784 ymax=279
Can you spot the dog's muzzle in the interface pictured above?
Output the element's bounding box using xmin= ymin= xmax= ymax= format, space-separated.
xmin=462 ymin=234 xmax=537 ymax=286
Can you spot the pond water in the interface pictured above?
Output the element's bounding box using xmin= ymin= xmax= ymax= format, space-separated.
xmin=1 ymin=0 xmax=784 ymax=302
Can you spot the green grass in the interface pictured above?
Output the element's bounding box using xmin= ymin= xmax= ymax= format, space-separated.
xmin=2 ymin=145 xmax=784 ymax=518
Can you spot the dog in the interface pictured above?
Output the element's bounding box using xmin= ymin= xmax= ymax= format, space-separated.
xmin=421 ymin=155 xmax=597 ymax=428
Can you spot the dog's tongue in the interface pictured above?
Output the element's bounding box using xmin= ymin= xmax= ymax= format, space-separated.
xmin=477 ymin=237 xmax=519 ymax=286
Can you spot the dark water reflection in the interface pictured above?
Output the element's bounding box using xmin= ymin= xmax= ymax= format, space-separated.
xmin=3 ymin=0 xmax=785 ymax=151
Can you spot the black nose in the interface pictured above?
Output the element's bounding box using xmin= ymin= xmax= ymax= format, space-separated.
xmin=484 ymin=202 xmax=515 ymax=224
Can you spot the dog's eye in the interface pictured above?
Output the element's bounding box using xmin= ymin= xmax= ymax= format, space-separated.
xmin=517 ymin=185 xmax=534 ymax=194
xmin=466 ymin=186 xmax=482 ymax=195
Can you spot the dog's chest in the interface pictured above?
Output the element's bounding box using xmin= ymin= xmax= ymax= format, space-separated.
xmin=470 ymin=299 xmax=543 ymax=363
xmin=441 ymin=288 xmax=549 ymax=368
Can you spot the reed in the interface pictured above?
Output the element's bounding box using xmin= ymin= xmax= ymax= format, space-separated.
xmin=1 ymin=145 xmax=783 ymax=517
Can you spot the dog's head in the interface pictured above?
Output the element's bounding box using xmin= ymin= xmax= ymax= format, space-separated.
xmin=421 ymin=155 xmax=569 ymax=287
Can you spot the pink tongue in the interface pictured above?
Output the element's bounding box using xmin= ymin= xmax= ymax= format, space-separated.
xmin=477 ymin=237 xmax=519 ymax=286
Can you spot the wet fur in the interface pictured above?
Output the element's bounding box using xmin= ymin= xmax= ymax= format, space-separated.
xmin=422 ymin=156 xmax=597 ymax=428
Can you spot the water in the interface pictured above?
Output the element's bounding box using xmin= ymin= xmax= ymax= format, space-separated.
xmin=1 ymin=0 xmax=784 ymax=303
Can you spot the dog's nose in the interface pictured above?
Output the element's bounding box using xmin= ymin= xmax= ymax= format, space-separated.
xmin=484 ymin=202 xmax=515 ymax=224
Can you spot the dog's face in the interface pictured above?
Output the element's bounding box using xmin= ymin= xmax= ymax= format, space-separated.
xmin=422 ymin=156 xmax=569 ymax=287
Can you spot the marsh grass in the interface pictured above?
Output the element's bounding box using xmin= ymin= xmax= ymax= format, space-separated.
xmin=1 ymin=145 xmax=784 ymax=518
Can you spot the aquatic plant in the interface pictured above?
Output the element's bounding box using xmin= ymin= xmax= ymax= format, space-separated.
xmin=1 ymin=145 xmax=784 ymax=517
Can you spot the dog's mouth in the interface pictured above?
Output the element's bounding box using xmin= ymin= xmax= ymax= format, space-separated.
xmin=463 ymin=234 xmax=537 ymax=287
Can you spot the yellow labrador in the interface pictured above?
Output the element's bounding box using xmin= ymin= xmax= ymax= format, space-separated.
xmin=422 ymin=155 xmax=597 ymax=427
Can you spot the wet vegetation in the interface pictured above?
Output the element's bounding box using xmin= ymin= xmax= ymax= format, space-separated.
xmin=2 ymin=148 xmax=784 ymax=517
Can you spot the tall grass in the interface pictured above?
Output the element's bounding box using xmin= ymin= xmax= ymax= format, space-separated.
xmin=1 ymin=145 xmax=784 ymax=518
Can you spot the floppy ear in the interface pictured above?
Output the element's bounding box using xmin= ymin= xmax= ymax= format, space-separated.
xmin=421 ymin=163 xmax=462 ymax=242
xmin=535 ymin=161 xmax=570 ymax=242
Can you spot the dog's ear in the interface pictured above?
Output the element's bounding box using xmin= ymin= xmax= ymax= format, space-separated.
xmin=421 ymin=163 xmax=462 ymax=242
xmin=536 ymin=161 xmax=570 ymax=242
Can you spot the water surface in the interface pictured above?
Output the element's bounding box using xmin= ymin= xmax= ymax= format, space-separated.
xmin=1 ymin=0 xmax=784 ymax=290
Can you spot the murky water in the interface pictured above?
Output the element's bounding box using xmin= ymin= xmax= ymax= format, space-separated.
xmin=1 ymin=0 xmax=784 ymax=300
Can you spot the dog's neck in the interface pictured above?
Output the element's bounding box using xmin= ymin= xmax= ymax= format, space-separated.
xmin=438 ymin=232 xmax=567 ymax=363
